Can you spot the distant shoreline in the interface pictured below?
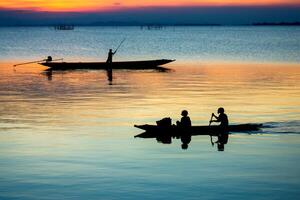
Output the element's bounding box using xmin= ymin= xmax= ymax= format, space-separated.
xmin=1 ymin=22 xmax=300 ymax=27
xmin=252 ymin=22 xmax=300 ymax=26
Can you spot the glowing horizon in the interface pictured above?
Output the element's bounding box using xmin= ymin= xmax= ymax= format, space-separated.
xmin=0 ymin=0 xmax=300 ymax=12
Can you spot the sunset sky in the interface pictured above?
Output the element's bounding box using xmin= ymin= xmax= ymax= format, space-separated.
xmin=1 ymin=0 xmax=300 ymax=12
xmin=0 ymin=0 xmax=299 ymax=25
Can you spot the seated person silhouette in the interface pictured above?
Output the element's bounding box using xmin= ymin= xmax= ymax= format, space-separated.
xmin=210 ymin=107 xmax=229 ymax=151
xmin=177 ymin=110 xmax=192 ymax=150
xmin=176 ymin=110 xmax=191 ymax=128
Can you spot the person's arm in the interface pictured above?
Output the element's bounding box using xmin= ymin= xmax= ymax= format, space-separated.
xmin=180 ymin=117 xmax=184 ymax=124
xmin=188 ymin=118 xmax=192 ymax=126
xmin=210 ymin=113 xmax=220 ymax=123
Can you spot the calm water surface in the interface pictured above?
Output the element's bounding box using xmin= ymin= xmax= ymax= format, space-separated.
xmin=0 ymin=26 xmax=300 ymax=63
xmin=0 ymin=27 xmax=300 ymax=199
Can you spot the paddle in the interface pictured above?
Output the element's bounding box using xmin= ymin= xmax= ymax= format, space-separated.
xmin=209 ymin=113 xmax=214 ymax=146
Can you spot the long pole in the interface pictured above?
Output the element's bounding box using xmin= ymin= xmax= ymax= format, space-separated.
xmin=14 ymin=58 xmax=63 ymax=67
xmin=114 ymin=38 xmax=126 ymax=54
xmin=14 ymin=59 xmax=45 ymax=67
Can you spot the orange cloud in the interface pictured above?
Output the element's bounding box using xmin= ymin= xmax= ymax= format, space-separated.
xmin=0 ymin=0 xmax=299 ymax=12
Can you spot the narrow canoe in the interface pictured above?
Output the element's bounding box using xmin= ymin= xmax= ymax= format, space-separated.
xmin=134 ymin=124 xmax=263 ymax=138
xmin=40 ymin=59 xmax=175 ymax=70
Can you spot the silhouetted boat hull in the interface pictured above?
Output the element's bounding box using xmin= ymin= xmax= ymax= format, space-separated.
xmin=134 ymin=124 xmax=263 ymax=138
xmin=40 ymin=59 xmax=175 ymax=70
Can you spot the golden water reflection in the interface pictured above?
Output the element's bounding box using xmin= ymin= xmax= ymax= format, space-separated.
xmin=0 ymin=62 xmax=299 ymax=133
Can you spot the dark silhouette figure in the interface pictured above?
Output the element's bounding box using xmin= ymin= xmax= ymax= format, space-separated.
xmin=106 ymin=68 xmax=113 ymax=84
xmin=156 ymin=133 xmax=172 ymax=144
xmin=210 ymin=107 xmax=229 ymax=151
xmin=155 ymin=117 xmax=173 ymax=144
xmin=46 ymin=56 xmax=52 ymax=62
xmin=176 ymin=110 xmax=192 ymax=150
xmin=106 ymin=49 xmax=116 ymax=83
xmin=106 ymin=49 xmax=116 ymax=64
xmin=176 ymin=110 xmax=192 ymax=128
xmin=181 ymin=132 xmax=191 ymax=150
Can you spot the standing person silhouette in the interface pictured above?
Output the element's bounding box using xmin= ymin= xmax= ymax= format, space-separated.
xmin=105 ymin=39 xmax=125 ymax=83
xmin=106 ymin=49 xmax=116 ymax=64
xmin=106 ymin=49 xmax=116 ymax=83
xmin=107 ymin=38 xmax=125 ymax=64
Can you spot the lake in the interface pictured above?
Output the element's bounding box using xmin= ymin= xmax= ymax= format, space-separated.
xmin=0 ymin=26 xmax=300 ymax=200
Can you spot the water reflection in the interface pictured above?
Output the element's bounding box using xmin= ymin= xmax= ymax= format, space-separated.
xmin=1 ymin=62 xmax=300 ymax=134
xmin=135 ymin=127 xmax=228 ymax=151
xmin=106 ymin=68 xmax=113 ymax=84
xmin=1 ymin=61 xmax=300 ymax=199
xmin=43 ymin=68 xmax=112 ymax=84
xmin=44 ymin=70 xmax=52 ymax=81
xmin=41 ymin=67 xmax=170 ymax=85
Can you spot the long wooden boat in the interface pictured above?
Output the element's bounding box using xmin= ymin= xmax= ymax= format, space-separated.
xmin=40 ymin=59 xmax=175 ymax=70
xmin=134 ymin=123 xmax=263 ymax=138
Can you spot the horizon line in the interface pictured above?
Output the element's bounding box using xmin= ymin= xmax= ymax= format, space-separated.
xmin=1 ymin=22 xmax=300 ymax=27
xmin=1 ymin=4 xmax=300 ymax=13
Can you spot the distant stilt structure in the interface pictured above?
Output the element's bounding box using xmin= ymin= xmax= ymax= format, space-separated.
xmin=140 ymin=24 xmax=164 ymax=30
xmin=54 ymin=25 xmax=74 ymax=30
